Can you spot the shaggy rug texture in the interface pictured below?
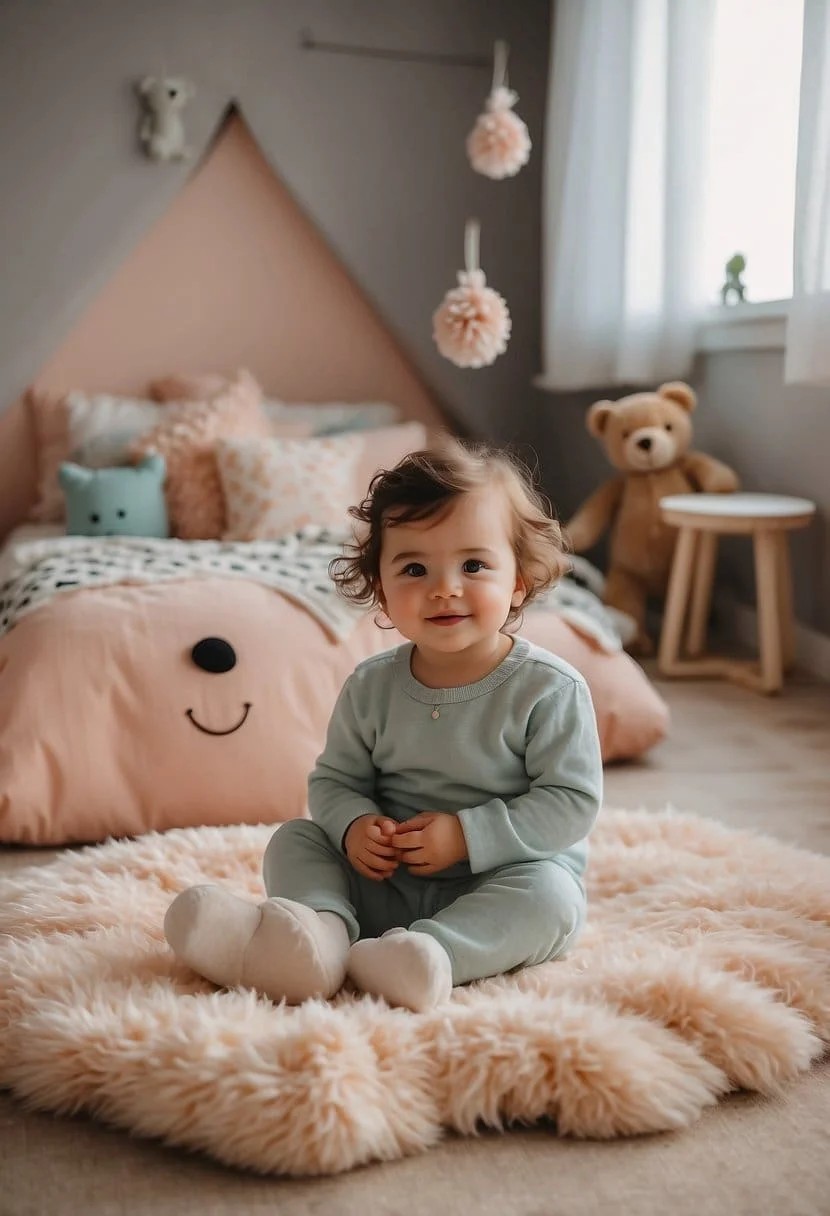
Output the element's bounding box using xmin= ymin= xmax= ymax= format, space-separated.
xmin=1 ymin=809 xmax=829 ymax=1177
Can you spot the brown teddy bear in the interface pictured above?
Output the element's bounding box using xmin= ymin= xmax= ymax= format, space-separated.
xmin=565 ymin=381 xmax=739 ymax=654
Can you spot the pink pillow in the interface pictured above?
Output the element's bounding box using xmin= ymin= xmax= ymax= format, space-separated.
xmin=26 ymin=388 xmax=71 ymax=522
xmin=354 ymin=421 xmax=429 ymax=498
xmin=130 ymin=370 xmax=271 ymax=539
xmin=517 ymin=610 xmax=670 ymax=762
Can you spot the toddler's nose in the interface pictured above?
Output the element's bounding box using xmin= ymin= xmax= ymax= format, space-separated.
xmin=430 ymin=571 xmax=461 ymax=598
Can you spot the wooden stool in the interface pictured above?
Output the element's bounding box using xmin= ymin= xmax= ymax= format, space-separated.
xmin=658 ymin=492 xmax=816 ymax=694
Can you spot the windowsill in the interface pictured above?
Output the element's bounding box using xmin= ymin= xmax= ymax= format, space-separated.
xmin=532 ymin=299 xmax=791 ymax=390
xmin=695 ymin=298 xmax=789 ymax=353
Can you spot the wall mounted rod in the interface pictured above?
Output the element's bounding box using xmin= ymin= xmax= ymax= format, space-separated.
xmin=299 ymin=30 xmax=490 ymax=69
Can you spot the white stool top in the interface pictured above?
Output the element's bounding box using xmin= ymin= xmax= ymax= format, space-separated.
xmin=660 ymin=492 xmax=816 ymax=519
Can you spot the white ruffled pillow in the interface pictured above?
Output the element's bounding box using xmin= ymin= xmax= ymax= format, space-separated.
xmin=27 ymin=389 xmax=163 ymax=522
xmin=67 ymin=392 xmax=163 ymax=460
xmin=215 ymin=433 xmax=365 ymax=541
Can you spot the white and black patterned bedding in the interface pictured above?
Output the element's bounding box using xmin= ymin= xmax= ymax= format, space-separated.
xmin=0 ymin=527 xmax=634 ymax=653
xmin=0 ymin=527 xmax=362 ymax=641
xmin=542 ymin=556 xmax=636 ymax=652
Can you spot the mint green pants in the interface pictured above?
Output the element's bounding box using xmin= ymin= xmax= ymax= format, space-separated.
xmin=263 ymin=820 xmax=587 ymax=986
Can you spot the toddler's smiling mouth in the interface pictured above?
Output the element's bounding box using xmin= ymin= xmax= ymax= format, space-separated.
xmin=427 ymin=614 xmax=469 ymax=625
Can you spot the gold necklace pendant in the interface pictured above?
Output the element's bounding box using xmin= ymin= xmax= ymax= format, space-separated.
xmin=431 ymin=706 xmax=440 ymax=719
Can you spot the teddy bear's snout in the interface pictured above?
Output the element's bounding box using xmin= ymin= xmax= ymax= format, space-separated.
xmin=626 ymin=426 xmax=677 ymax=470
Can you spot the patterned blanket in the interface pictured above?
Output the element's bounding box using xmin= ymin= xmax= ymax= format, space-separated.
xmin=542 ymin=555 xmax=636 ymax=652
xmin=0 ymin=530 xmax=634 ymax=652
xmin=0 ymin=527 xmax=363 ymax=642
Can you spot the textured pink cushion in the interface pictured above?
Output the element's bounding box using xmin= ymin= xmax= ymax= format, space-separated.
xmin=217 ymin=433 xmax=365 ymax=540
xmin=130 ymin=370 xmax=271 ymax=539
xmin=214 ymin=421 xmax=431 ymax=540
xmin=147 ymin=372 xmax=230 ymax=403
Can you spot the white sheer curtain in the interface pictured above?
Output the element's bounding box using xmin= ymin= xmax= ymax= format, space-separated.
xmin=541 ymin=0 xmax=715 ymax=390
xmin=786 ymin=0 xmax=830 ymax=386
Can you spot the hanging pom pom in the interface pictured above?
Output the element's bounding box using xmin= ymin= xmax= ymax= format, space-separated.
xmin=433 ymin=270 xmax=511 ymax=368
xmin=466 ymin=42 xmax=531 ymax=179
xmin=432 ymin=220 xmax=511 ymax=368
xmin=467 ymin=86 xmax=531 ymax=179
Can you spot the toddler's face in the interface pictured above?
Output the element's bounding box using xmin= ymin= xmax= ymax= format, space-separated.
xmin=377 ymin=488 xmax=526 ymax=658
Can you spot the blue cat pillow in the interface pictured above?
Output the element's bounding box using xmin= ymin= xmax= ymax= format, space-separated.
xmin=58 ymin=455 xmax=169 ymax=538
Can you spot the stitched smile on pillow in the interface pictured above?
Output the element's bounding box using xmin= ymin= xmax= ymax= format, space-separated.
xmin=186 ymin=637 xmax=253 ymax=737
xmin=185 ymin=703 xmax=252 ymax=736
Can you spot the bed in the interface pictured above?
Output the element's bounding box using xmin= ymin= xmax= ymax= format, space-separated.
xmin=0 ymin=373 xmax=669 ymax=846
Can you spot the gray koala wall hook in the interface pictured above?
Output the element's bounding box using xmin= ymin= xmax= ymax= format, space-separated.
xmin=136 ymin=76 xmax=195 ymax=161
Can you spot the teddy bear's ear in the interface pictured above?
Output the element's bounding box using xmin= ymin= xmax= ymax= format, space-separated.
xmin=658 ymin=381 xmax=697 ymax=413
xmin=586 ymin=400 xmax=616 ymax=438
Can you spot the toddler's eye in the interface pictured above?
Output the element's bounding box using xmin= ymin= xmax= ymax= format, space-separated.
xmin=402 ymin=562 xmax=426 ymax=577
xmin=462 ymin=559 xmax=486 ymax=574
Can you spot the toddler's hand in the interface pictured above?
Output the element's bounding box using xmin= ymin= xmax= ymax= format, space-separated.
xmin=394 ymin=813 xmax=468 ymax=876
xmin=344 ymin=815 xmax=400 ymax=882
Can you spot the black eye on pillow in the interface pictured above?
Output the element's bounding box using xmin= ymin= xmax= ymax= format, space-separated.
xmin=191 ymin=637 xmax=237 ymax=673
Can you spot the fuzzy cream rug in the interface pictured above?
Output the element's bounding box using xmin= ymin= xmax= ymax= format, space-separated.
xmin=1 ymin=810 xmax=829 ymax=1177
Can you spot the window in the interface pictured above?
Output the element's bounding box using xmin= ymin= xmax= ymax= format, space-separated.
xmin=701 ymin=0 xmax=804 ymax=306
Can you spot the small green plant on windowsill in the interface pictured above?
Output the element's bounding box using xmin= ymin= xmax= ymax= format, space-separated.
xmin=720 ymin=252 xmax=748 ymax=305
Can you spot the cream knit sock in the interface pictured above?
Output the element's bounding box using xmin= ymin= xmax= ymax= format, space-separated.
xmin=164 ymin=884 xmax=349 ymax=1003
xmin=347 ymin=928 xmax=453 ymax=1013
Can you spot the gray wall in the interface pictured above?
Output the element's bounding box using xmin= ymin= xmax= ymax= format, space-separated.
xmin=537 ymin=353 xmax=830 ymax=639
xmin=0 ymin=0 xmax=549 ymax=446
xmin=694 ymin=351 xmax=830 ymax=638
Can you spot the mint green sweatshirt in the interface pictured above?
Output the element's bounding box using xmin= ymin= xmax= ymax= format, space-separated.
xmin=307 ymin=637 xmax=603 ymax=882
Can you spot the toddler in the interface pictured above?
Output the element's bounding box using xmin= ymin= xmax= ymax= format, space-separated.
xmin=164 ymin=438 xmax=603 ymax=1012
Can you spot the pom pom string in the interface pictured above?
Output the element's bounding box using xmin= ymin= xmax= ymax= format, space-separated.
xmin=492 ymin=39 xmax=509 ymax=92
xmin=465 ymin=218 xmax=480 ymax=276
xmin=467 ymin=40 xmax=531 ymax=179
xmin=432 ymin=219 xmax=511 ymax=369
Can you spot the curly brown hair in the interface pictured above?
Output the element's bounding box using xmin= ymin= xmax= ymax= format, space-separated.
xmin=329 ymin=435 xmax=570 ymax=626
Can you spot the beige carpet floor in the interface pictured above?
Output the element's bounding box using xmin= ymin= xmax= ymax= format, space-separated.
xmin=3 ymin=669 xmax=830 ymax=1215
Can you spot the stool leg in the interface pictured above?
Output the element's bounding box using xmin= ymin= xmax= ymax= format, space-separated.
xmin=686 ymin=531 xmax=718 ymax=658
xmin=775 ymin=531 xmax=796 ymax=672
xmin=754 ymin=529 xmax=784 ymax=693
xmin=659 ymin=527 xmax=698 ymax=673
